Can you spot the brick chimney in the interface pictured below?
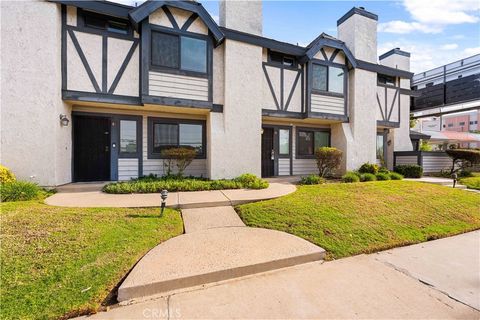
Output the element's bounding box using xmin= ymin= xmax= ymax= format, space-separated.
xmin=219 ymin=0 xmax=262 ymax=36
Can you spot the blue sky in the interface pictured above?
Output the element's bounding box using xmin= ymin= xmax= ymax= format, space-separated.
xmin=123 ymin=0 xmax=480 ymax=73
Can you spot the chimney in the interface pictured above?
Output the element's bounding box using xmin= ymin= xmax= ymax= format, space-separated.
xmin=379 ymin=48 xmax=411 ymax=71
xmin=337 ymin=7 xmax=378 ymax=63
xmin=219 ymin=0 xmax=262 ymax=36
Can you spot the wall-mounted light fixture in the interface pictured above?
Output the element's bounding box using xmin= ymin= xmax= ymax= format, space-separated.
xmin=59 ymin=114 xmax=70 ymax=127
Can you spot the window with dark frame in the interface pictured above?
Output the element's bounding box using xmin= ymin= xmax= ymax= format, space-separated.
xmin=278 ymin=129 xmax=290 ymax=156
xmin=80 ymin=10 xmax=131 ymax=35
xmin=151 ymin=31 xmax=207 ymax=74
xmin=269 ymin=51 xmax=297 ymax=67
xmin=312 ymin=64 xmax=344 ymax=94
xmin=377 ymin=74 xmax=396 ymax=86
xmin=297 ymin=129 xmax=330 ymax=157
xmin=119 ymin=120 xmax=138 ymax=154
xmin=149 ymin=119 xmax=205 ymax=158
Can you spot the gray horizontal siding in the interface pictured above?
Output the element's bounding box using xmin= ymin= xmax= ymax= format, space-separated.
xmin=149 ymin=71 xmax=209 ymax=101
xmin=310 ymin=94 xmax=344 ymax=115
xmin=422 ymin=154 xmax=452 ymax=173
xmin=118 ymin=158 xmax=139 ymax=181
xmin=395 ymin=156 xmax=418 ymax=166
xmin=278 ymin=158 xmax=290 ymax=176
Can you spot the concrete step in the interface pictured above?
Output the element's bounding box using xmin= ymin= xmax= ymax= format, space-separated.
xmin=117 ymin=227 xmax=325 ymax=302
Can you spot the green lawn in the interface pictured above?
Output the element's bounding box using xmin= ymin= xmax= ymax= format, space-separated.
xmin=236 ymin=181 xmax=480 ymax=260
xmin=460 ymin=175 xmax=480 ymax=190
xmin=0 ymin=200 xmax=183 ymax=320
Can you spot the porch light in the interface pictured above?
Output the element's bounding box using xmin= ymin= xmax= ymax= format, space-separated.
xmin=59 ymin=114 xmax=70 ymax=126
xmin=160 ymin=189 xmax=168 ymax=216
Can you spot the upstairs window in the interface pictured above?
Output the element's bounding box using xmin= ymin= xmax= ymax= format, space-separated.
xmin=378 ymin=74 xmax=395 ymax=86
xmin=269 ymin=51 xmax=297 ymax=67
xmin=151 ymin=31 xmax=207 ymax=74
xmin=312 ymin=64 xmax=344 ymax=94
xmin=80 ymin=10 xmax=131 ymax=35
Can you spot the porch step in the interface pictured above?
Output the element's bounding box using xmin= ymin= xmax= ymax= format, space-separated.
xmin=117 ymin=227 xmax=325 ymax=302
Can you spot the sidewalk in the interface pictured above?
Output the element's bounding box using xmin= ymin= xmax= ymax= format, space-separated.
xmin=79 ymin=231 xmax=480 ymax=319
xmin=45 ymin=180 xmax=296 ymax=208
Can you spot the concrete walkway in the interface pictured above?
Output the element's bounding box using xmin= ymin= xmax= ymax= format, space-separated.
xmin=45 ymin=181 xmax=296 ymax=208
xmin=80 ymin=231 xmax=480 ymax=319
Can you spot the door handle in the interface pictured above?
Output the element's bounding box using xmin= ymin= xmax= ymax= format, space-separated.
xmin=271 ymin=149 xmax=275 ymax=160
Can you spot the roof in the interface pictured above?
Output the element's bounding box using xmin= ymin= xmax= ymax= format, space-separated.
xmin=303 ymin=33 xmax=357 ymax=67
xmin=421 ymin=130 xmax=480 ymax=143
xmin=410 ymin=130 xmax=431 ymax=140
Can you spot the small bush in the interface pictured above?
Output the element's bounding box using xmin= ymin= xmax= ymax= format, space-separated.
xmin=375 ymin=172 xmax=391 ymax=181
xmin=394 ymin=164 xmax=423 ymax=178
xmin=0 ymin=165 xmax=16 ymax=184
xmin=389 ymin=172 xmax=404 ymax=180
xmin=300 ymin=175 xmax=326 ymax=185
xmin=235 ymin=173 xmax=269 ymax=189
xmin=315 ymin=147 xmax=343 ymax=177
xmin=358 ymin=162 xmax=379 ymax=174
xmin=161 ymin=147 xmax=197 ymax=177
xmin=378 ymin=166 xmax=390 ymax=174
xmin=342 ymin=171 xmax=360 ymax=183
xmin=0 ymin=181 xmax=43 ymax=202
xmin=458 ymin=170 xmax=474 ymax=178
xmin=360 ymin=173 xmax=377 ymax=182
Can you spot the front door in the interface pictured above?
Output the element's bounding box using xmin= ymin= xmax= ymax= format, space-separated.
xmin=73 ymin=115 xmax=111 ymax=182
xmin=261 ymin=127 xmax=275 ymax=177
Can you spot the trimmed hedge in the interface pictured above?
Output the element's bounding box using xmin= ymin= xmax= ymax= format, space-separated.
xmin=389 ymin=172 xmax=404 ymax=180
xmin=342 ymin=172 xmax=360 ymax=183
xmin=300 ymin=175 xmax=326 ymax=185
xmin=394 ymin=164 xmax=423 ymax=178
xmin=360 ymin=173 xmax=377 ymax=182
xmin=103 ymin=174 xmax=269 ymax=194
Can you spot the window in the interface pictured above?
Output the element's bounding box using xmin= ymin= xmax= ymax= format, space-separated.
xmin=120 ymin=120 xmax=137 ymax=154
xmin=269 ymin=51 xmax=297 ymax=67
xmin=149 ymin=118 xmax=205 ymax=158
xmin=312 ymin=64 xmax=344 ymax=94
xmin=448 ymin=123 xmax=454 ymax=127
xmin=80 ymin=10 xmax=130 ymax=35
xmin=378 ymin=74 xmax=395 ymax=86
xmin=425 ymin=82 xmax=434 ymax=87
xmin=376 ymin=134 xmax=385 ymax=161
xmin=297 ymin=129 xmax=330 ymax=157
xmin=151 ymin=31 xmax=207 ymax=74
xmin=459 ymin=122 xmax=465 ymax=126
xmin=279 ymin=129 xmax=290 ymax=156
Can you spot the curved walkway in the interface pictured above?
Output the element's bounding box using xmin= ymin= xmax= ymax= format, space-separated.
xmin=45 ymin=181 xmax=296 ymax=208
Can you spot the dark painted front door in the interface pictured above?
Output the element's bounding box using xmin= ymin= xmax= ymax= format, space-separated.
xmin=261 ymin=127 xmax=275 ymax=177
xmin=73 ymin=115 xmax=111 ymax=182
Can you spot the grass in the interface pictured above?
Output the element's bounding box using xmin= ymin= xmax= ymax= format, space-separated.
xmin=103 ymin=174 xmax=269 ymax=194
xmin=459 ymin=175 xmax=480 ymax=190
xmin=236 ymin=181 xmax=480 ymax=260
xmin=0 ymin=200 xmax=183 ymax=320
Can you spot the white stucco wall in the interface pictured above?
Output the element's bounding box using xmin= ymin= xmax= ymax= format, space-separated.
xmin=1 ymin=1 xmax=71 ymax=186
xmin=219 ymin=0 xmax=262 ymax=36
xmin=208 ymin=40 xmax=263 ymax=179
xmin=337 ymin=13 xmax=377 ymax=63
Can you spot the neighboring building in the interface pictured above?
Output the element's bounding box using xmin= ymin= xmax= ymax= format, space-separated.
xmin=0 ymin=0 xmax=415 ymax=186
xmin=411 ymin=54 xmax=480 ymax=117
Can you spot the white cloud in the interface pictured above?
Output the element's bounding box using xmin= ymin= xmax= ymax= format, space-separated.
xmin=378 ymin=21 xmax=442 ymax=34
xmin=379 ymin=0 xmax=480 ymax=34
xmin=404 ymin=0 xmax=480 ymax=25
xmin=379 ymin=40 xmax=480 ymax=73
xmin=440 ymin=43 xmax=459 ymax=50
xmin=464 ymin=46 xmax=480 ymax=56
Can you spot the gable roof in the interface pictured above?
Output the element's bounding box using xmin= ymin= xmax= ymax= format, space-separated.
xmin=50 ymin=0 xmax=132 ymax=19
xmin=301 ymin=33 xmax=357 ymax=67
xmin=129 ymin=0 xmax=224 ymax=45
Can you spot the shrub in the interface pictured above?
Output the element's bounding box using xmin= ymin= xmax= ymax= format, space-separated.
xmin=342 ymin=171 xmax=360 ymax=183
xmin=161 ymin=147 xmax=197 ymax=177
xmin=0 ymin=181 xmax=43 ymax=202
xmin=394 ymin=164 xmax=423 ymax=178
xmin=300 ymin=175 xmax=326 ymax=185
xmin=358 ymin=162 xmax=379 ymax=174
xmin=0 ymin=165 xmax=16 ymax=184
xmin=375 ymin=172 xmax=391 ymax=181
xmin=445 ymin=149 xmax=480 ymax=174
xmin=459 ymin=170 xmax=474 ymax=178
xmin=389 ymin=172 xmax=404 ymax=180
xmin=378 ymin=166 xmax=390 ymax=174
xmin=419 ymin=140 xmax=432 ymax=151
xmin=360 ymin=173 xmax=377 ymax=182
xmin=235 ymin=173 xmax=269 ymax=189
xmin=315 ymin=147 xmax=343 ymax=177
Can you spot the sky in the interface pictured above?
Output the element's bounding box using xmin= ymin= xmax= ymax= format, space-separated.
xmin=121 ymin=0 xmax=480 ymax=73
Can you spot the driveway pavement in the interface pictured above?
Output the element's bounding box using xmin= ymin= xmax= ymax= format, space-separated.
xmin=79 ymin=231 xmax=480 ymax=319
